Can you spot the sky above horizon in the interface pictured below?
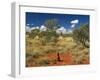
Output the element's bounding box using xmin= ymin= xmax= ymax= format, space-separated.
xmin=26 ymin=12 xmax=89 ymax=30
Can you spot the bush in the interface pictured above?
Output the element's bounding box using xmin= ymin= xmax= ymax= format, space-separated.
xmin=31 ymin=29 xmax=40 ymax=38
xmin=26 ymin=53 xmax=32 ymax=57
xmin=73 ymin=24 xmax=89 ymax=48
xmin=38 ymin=60 xmax=50 ymax=66
xmin=31 ymin=51 xmax=42 ymax=59
xmin=74 ymin=55 xmax=84 ymax=64
xmin=26 ymin=53 xmax=33 ymax=62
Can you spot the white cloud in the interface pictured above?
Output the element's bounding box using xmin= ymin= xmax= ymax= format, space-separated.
xmin=36 ymin=26 xmax=39 ymax=29
xmin=56 ymin=27 xmax=67 ymax=34
xmin=71 ymin=19 xmax=79 ymax=24
xmin=27 ymin=24 xmax=30 ymax=26
xmin=70 ymin=19 xmax=79 ymax=28
xmin=30 ymin=27 xmax=36 ymax=30
xmin=71 ymin=24 xmax=76 ymax=28
xmin=26 ymin=26 xmax=31 ymax=32
xmin=31 ymin=26 xmax=39 ymax=30
xmin=26 ymin=26 xmax=40 ymax=32
xmin=40 ymin=25 xmax=47 ymax=31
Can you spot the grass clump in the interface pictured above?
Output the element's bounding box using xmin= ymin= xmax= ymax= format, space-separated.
xmin=38 ymin=60 xmax=50 ymax=66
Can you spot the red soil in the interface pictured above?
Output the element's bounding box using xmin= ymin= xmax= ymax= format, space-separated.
xmin=47 ymin=51 xmax=74 ymax=66
xmin=26 ymin=51 xmax=89 ymax=67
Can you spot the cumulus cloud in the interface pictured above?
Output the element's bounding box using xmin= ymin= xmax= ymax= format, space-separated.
xmin=27 ymin=24 xmax=30 ymax=26
xmin=26 ymin=26 xmax=31 ymax=32
xmin=31 ymin=26 xmax=39 ymax=30
xmin=71 ymin=24 xmax=76 ymax=28
xmin=30 ymin=27 xmax=36 ymax=30
xmin=56 ymin=27 xmax=67 ymax=34
xmin=70 ymin=19 xmax=79 ymax=28
xmin=70 ymin=19 xmax=79 ymax=24
xmin=36 ymin=26 xmax=39 ymax=29
xmin=26 ymin=26 xmax=40 ymax=32
xmin=40 ymin=25 xmax=47 ymax=31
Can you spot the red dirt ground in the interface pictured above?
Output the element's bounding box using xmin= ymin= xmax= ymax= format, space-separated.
xmin=47 ymin=51 xmax=74 ymax=66
xmin=26 ymin=51 xmax=89 ymax=67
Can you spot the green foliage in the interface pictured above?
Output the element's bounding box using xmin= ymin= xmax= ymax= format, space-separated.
xmin=43 ymin=47 xmax=56 ymax=54
xmin=30 ymin=29 xmax=40 ymax=38
xmin=73 ymin=24 xmax=89 ymax=48
xmin=32 ymin=52 xmax=40 ymax=58
xmin=39 ymin=30 xmax=59 ymax=44
xmin=26 ymin=53 xmax=33 ymax=62
xmin=26 ymin=32 xmax=30 ymax=35
xmin=55 ymin=46 xmax=65 ymax=54
xmin=63 ymin=33 xmax=73 ymax=37
xmin=44 ymin=19 xmax=59 ymax=30
xmin=38 ymin=60 xmax=50 ymax=66
xmin=26 ymin=53 xmax=32 ymax=57
xmin=27 ymin=51 xmax=42 ymax=59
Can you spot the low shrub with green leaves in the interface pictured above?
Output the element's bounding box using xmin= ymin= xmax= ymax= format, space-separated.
xmin=38 ymin=60 xmax=50 ymax=66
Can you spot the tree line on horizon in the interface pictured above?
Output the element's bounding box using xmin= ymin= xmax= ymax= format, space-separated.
xmin=26 ymin=18 xmax=89 ymax=48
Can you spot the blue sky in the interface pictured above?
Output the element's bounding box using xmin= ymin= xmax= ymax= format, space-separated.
xmin=26 ymin=12 xmax=89 ymax=29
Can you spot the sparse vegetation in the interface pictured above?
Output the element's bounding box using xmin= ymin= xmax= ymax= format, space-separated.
xmin=26 ymin=19 xmax=89 ymax=67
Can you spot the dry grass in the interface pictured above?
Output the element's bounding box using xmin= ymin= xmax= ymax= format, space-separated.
xmin=26 ymin=36 xmax=89 ymax=67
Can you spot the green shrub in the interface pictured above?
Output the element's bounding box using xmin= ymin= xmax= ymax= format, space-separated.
xmin=73 ymin=24 xmax=89 ymax=48
xmin=38 ymin=60 xmax=50 ymax=66
xmin=26 ymin=53 xmax=32 ymax=57
xmin=32 ymin=51 xmax=42 ymax=59
xmin=26 ymin=53 xmax=33 ymax=62
xmin=73 ymin=53 xmax=85 ymax=64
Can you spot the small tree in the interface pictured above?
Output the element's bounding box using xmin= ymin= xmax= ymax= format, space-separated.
xmin=73 ymin=24 xmax=89 ymax=48
xmin=39 ymin=30 xmax=59 ymax=44
xmin=44 ymin=19 xmax=59 ymax=30
xmin=30 ymin=29 xmax=40 ymax=38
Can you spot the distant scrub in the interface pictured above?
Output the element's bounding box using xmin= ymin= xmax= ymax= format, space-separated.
xmin=26 ymin=23 xmax=89 ymax=66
